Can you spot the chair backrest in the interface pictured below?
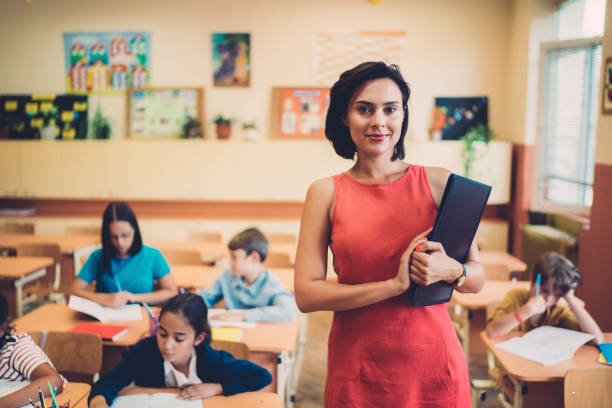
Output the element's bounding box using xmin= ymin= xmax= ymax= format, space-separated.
xmin=564 ymin=368 xmax=612 ymax=408
xmin=65 ymin=225 xmax=101 ymax=236
xmin=266 ymin=233 xmax=297 ymax=244
xmin=263 ymin=252 xmax=293 ymax=268
xmin=211 ymin=339 xmax=250 ymax=360
xmin=16 ymin=243 xmax=62 ymax=264
xmin=0 ymin=223 xmax=35 ymax=234
xmin=161 ymin=248 xmax=202 ymax=266
xmin=483 ymin=263 xmax=511 ymax=281
xmin=29 ymin=330 xmax=103 ymax=382
xmin=188 ymin=231 xmax=223 ymax=243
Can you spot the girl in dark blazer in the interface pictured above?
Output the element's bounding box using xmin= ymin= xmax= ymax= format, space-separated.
xmin=88 ymin=293 xmax=271 ymax=407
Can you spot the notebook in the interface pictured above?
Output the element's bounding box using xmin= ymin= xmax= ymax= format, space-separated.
xmin=208 ymin=309 xmax=256 ymax=329
xmin=494 ymin=326 xmax=594 ymax=366
xmin=68 ymin=295 xmax=142 ymax=322
xmin=111 ymin=393 xmax=201 ymax=408
xmin=211 ymin=327 xmax=243 ymax=342
xmin=410 ymin=173 xmax=491 ymax=306
xmin=70 ymin=321 xmax=130 ymax=342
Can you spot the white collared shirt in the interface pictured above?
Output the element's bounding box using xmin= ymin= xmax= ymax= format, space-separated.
xmin=163 ymin=349 xmax=202 ymax=388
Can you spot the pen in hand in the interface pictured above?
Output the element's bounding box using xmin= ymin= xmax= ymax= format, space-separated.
xmin=535 ymin=273 xmax=541 ymax=296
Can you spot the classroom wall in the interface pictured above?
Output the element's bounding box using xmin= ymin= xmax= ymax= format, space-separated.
xmin=1 ymin=0 xmax=514 ymax=142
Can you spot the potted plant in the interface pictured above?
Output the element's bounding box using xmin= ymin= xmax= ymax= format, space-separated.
xmin=91 ymin=104 xmax=112 ymax=139
xmin=40 ymin=106 xmax=60 ymax=140
xmin=181 ymin=116 xmax=203 ymax=139
xmin=241 ymin=121 xmax=259 ymax=141
xmin=460 ymin=124 xmax=495 ymax=178
xmin=213 ymin=114 xmax=232 ymax=140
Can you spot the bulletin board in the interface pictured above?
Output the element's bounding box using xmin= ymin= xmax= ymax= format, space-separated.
xmin=0 ymin=94 xmax=88 ymax=140
xmin=126 ymin=88 xmax=204 ymax=139
xmin=270 ymin=87 xmax=330 ymax=139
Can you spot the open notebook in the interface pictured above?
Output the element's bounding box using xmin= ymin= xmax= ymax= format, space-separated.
xmin=68 ymin=295 xmax=142 ymax=322
xmin=111 ymin=393 xmax=201 ymax=408
xmin=494 ymin=326 xmax=595 ymax=366
xmin=207 ymin=308 xmax=255 ymax=328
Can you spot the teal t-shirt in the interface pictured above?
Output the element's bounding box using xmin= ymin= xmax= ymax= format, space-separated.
xmin=77 ymin=245 xmax=170 ymax=294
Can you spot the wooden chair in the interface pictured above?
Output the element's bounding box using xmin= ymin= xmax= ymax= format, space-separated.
xmin=160 ymin=248 xmax=202 ymax=266
xmin=264 ymin=252 xmax=293 ymax=268
xmin=187 ymin=231 xmax=223 ymax=243
xmin=16 ymin=243 xmax=62 ymax=302
xmin=211 ymin=339 xmax=250 ymax=360
xmin=29 ymin=330 xmax=103 ymax=384
xmin=65 ymin=225 xmax=101 ymax=236
xmin=266 ymin=233 xmax=297 ymax=244
xmin=0 ymin=223 xmax=35 ymax=234
xmin=484 ymin=263 xmax=511 ymax=281
xmin=564 ymin=368 xmax=612 ymax=408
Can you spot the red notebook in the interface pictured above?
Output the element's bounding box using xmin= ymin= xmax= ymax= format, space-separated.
xmin=70 ymin=322 xmax=130 ymax=342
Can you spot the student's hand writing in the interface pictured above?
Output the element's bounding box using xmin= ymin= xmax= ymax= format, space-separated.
xmin=410 ymin=240 xmax=461 ymax=286
xmin=211 ymin=310 xmax=247 ymax=321
xmin=393 ymin=227 xmax=431 ymax=292
xmin=105 ymin=291 xmax=131 ymax=308
xmin=523 ymin=294 xmax=546 ymax=316
xmin=177 ymin=383 xmax=222 ymax=400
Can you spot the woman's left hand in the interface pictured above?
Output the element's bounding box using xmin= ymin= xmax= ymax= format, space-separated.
xmin=409 ymin=241 xmax=461 ymax=286
xmin=177 ymin=383 xmax=223 ymax=400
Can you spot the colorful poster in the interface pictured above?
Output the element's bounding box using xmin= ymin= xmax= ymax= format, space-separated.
xmin=0 ymin=94 xmax=88 ymax=140
xmin=432 ymin=97 xmax=488 ymax=140
xmin=128 ymin=88 xmax=202 ymax=139
xmin=64 ymin=32 xmax=151 ymax=93
xmin=212 ymin=33 xmax=250 ymax=87
xmin=602 ymin=56 xmax=612 ymax=114
xmin=279 ymin=88 xmax=330 ymax=139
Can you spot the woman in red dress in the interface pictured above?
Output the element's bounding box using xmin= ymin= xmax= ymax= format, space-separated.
xmin=294 ymin=62 xmax=485 ymax=407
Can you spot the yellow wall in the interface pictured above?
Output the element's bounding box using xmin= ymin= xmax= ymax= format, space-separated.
xmin=1 ymin=0 xmax=514 ymax=142
xmin=596 ymin=0 xmax=612 ymax=165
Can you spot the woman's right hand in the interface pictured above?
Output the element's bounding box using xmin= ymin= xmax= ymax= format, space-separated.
xmin=392 ymin=227 xmax=432 ymax=293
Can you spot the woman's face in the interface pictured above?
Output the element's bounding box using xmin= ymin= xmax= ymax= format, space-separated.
xmin=109 ymin=220 xmax=134 ymax=257
xmin=344 ymin=78 xmax=404 ymax=159
xmin=157 ymin=311 xmax=205 ymax=367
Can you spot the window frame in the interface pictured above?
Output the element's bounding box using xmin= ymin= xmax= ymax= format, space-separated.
xmin=532 ymin=36 xmax=602 ymax=215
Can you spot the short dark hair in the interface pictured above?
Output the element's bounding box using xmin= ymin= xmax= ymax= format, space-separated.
xmin=101 ymin=201 xmax=143 ymax=270
xmin=532 ymin=252 xmax=583 ymax=295
xmin=0 ymin=293 xmax=15 ymax=350
xmin=228 ymin=227 xmax=269 ymax=262
xmin=325 ymin=61 xmax=411 ymax=161
xmin=160 ymin=293 xmax=212 ymax=343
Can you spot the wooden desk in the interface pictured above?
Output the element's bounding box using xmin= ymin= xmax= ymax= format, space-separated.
xmin=451 ymin=281 xmax=531 ymax=357
xmin=481 ymin=331 xmax=612 ymax=408
xmin=118 ymin=387 xmax=282 ymax=407
xmin=480 ymin=251 xmax=527 ymax=274
xmin=0 ymin=233 xmax=100 ymax=280
xmin=153 ymin=241 xmax=297 ymax=264
xmin=13 ymin=303 xmax=150 ymax=375
xmin=0 ymin=381 xmax=90 ymax=408
xmin=0 ymin=257 xmax=54 ymax=317
xmin=170 ymin=265 xmax=294 ymax=293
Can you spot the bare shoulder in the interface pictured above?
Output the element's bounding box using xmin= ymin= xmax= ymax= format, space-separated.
xmin=424 ymin=166 xmax=451 ymax=207
xmin=306 ymin=177 xmax=334 ymax=204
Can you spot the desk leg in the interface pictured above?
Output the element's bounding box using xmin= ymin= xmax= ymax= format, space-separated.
xmin=13 ymin=268 xmax=47 ymax=317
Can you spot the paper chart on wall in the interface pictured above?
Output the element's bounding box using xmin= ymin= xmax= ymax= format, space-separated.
xmin=313 ymin=31 xmax=406 ymax=86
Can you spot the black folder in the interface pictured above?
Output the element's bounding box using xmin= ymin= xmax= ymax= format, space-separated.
xmin=410 ymin=173 xmax=492 ymax=306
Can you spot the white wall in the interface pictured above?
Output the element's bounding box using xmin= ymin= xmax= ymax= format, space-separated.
xmin=1 ymin=0 xmax=514 ymax=142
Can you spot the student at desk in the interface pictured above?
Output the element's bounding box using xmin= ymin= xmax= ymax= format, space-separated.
xmin=487 ymin=251 xmax=603 ymax=344
xmin=88 ymin=293 xmax=271 ymax=407
xmin=198 ymin=228 xmax=296 ymax=323
xmin=69 ymin=201 xmax=178 ymax=307
xmin=0 ymin=294 xmax=64 ymax=408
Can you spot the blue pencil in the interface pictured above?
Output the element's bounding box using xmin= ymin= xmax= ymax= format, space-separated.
xmin=141 ymin=302 xmax=158 ymax=322
xmin=535 ymin=273 xmax=541 ymax=296
xmin=113 ymin=274 xmax=123 ymax=292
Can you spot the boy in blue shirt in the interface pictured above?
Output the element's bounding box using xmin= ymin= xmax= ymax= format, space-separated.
xmin=198 ymin=228 xmax=296 ymax=323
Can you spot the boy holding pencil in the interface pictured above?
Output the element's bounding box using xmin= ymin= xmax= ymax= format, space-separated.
xmin=486 ymin=251 xmax=603 ymax=344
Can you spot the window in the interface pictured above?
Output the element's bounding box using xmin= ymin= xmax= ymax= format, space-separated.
xmin=534 ymin=0 xmax=604 ymax=211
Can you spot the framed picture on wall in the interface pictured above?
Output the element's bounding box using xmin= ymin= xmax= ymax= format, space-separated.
xmin=432 ymin=96 xmax=488 ymax=140
xmin=126 ymin=87 xmax=204 ymax=139
xmin=602 ymin=56 xmax=612 ymax=115
xmin=212 ymin=33 xmax=250 ymax=87
xmin=271 ymin=87 xmax=330 ymax=139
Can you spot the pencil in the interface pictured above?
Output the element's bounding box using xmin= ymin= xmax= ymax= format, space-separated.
xmin=141 ymin=302 xmax=158 ymax=322
xmin=535 ymin=273 xmax=541 ymax=296
xmin=38 ymin=387 xmax=46 ymax=408
xmin=48 ymin=382 xmax=59 ymax=408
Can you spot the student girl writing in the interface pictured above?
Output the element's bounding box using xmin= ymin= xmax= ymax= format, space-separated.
xmin=0 ymin=293 xmax=64 ymax=408
xmin=69 ymin=201 xmax=178 ymax=307
xmin=88 ymin=293 xmax=271 ymax=407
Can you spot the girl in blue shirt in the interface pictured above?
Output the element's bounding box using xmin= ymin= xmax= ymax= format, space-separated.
xmin=69 ymin=201 xmax=177 ymax=307
xmin=88 ymin=293 xmax=271 ymax=407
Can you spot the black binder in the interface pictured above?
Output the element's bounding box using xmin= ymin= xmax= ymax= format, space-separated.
xmin=410 ymin=173 xmax=492 ymax=306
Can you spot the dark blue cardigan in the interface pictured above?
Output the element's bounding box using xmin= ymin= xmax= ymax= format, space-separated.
xmin=89 ymin=336 xmax=272 ymax=405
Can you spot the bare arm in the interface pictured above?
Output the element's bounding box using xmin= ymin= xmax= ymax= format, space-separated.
xmin=294 ymin=178 xmax=426 ymax=313
xmin=128 ymin=274 xmax=178 ymax=306
xmin=564 ymin=290 xmax=604 ymax=344
xmin=0 ymin=363 xmax=63 ymax=408
xmin=69 ymin=278 xmax=131 ymax=308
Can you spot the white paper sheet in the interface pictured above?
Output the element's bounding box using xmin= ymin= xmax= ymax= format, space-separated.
xmin=68 ymin=295 xmax=142 ymax=322
xmin=111 ymin=393 xmax=201 ymax=408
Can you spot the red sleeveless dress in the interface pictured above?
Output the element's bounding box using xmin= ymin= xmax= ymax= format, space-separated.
xmin=325 ymin=165 xmax=471 ymax=408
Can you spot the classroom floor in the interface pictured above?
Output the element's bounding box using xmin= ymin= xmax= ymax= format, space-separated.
xmin=294 ymin=311 xmax=505 ymax=408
